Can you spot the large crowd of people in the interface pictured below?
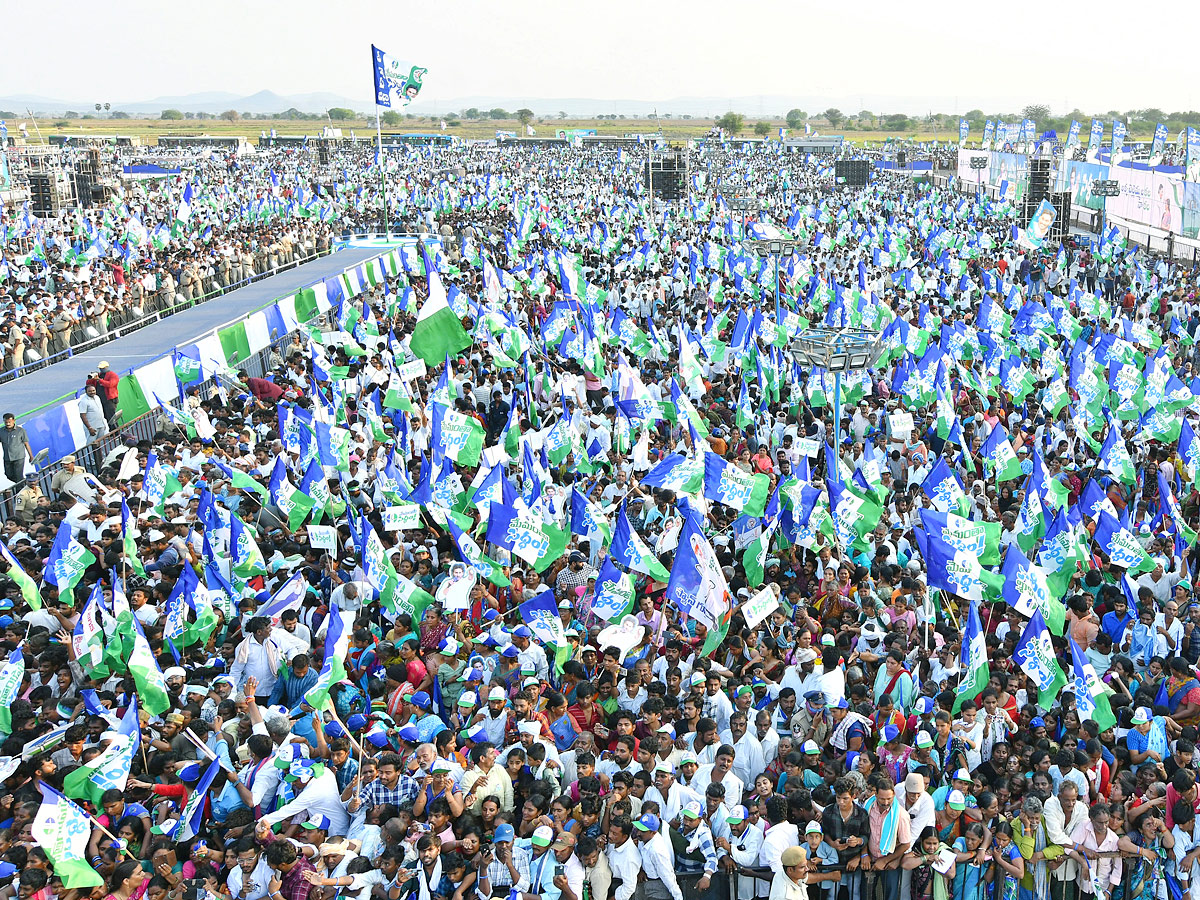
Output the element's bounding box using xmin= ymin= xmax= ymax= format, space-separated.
xmin=0 ymin=137 xmax=1199 ymax=900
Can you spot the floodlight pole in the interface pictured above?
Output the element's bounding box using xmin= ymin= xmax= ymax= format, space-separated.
xmin=744 ymin=238 xmax=802 ymax=336
xmin=789 ymin=326 xmax=884 ymax=446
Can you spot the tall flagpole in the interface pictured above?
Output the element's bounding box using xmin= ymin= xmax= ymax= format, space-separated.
xmin=376 ymin=107 xmax=389 ymax=240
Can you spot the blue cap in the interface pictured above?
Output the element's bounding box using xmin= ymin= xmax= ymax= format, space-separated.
xmin=397 ymin=723 xmax=420 ymax=742
xmin=367 ymin=731 xmax=390 ymax=748
xmin=0 ymin=616 xmax=13 ymax=629
xmin=1030 ymin=716 xmax=1046 ymax=728
xmin=501 ymin=645 xmax=519 ymax=658
xmin=468 ymin=725 xmax=489 ymax=743
xmin=512 ymin=625 xmax=532 ymax=638
xmin=324 ymin=721 xmax=345 ymax=739
xmin=494 ymin=823 xmax=515 ymax=842
xmin=178 ymin=762 xmax=202 ymax=782
xmin=915 ymin=697 xmax=936 ymax=715
xmin=483 ymin=609 xmax=499 ymax=621
xmin=0 ymin=862 xmax=17 ymax=878
xmin=411 ymin=691 xmax=432 ymax=710
xmin=833 ymin=697 xmax=850 ymax=710
xmin=302 ymin=813 xmax=331 ymax=830
xmin=881 ymin=724 xmax=900 ymax=743
xmin=346 ymin=713 xmax=369 ymax=732
xmin=634 ymin=813 xmax=660 ymax=832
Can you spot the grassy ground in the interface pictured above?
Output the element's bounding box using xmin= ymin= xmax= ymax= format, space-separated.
xmin=27 ymin=116 xmax=1157 ymax=146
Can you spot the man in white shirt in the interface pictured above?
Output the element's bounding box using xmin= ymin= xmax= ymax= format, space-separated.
xmin=605 ymin=815 xmax=643 ymax=900
xmin=230 ymin=616 xmax=282 ymax=702
xmin=643 ymin=763 xmax=702 ymax=826
xmin=904 ymin=772 xmax=935 ymax=837
xmin=718 ymin=712 xmax=765 ymax=790
xmin=632 ymin=814 xmax=684 ymax=900
xmin=693 ymin=746 xmax=744 ymax=809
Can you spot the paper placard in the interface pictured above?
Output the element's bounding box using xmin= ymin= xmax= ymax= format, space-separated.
xmin=307 ymin=525 xmax=338 ymax=550
xmin=398 ymin=359 xmax=428 ymax=381
xmin=889 ymin=411 xmax=915 ymax=436
xmin=742 ymin=586 xmax=780 ymax=630
xmin=383 ymin=504 xmax=422 ymax=531
xmin=794 ymin=438 xmax=820 ymax=458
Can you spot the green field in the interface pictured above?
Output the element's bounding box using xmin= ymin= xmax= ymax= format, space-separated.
xmin=26 ymin=116 xmax=1162 ymax=146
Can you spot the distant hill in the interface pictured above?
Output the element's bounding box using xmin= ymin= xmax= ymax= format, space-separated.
xmin=0 ymin=90 xmax=367 ymax=117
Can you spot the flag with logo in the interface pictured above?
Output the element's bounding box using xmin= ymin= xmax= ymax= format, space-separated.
xmin=703 ymin=453 xmax=771 ymax=517
xmin=32 ymin=783 xmax=104 ymax=888
xmin=62 ymin=695 xmax=139 ymax=808
xmin=432 ymin=402 xmax=486 ymax=467
xmin=43 ymin=522 xmax=96 ymax=601
xmin=446 ymin=516 xmax=511 ymax=586
xmin=918 ymin=509 xmax=1001 ymax=567
xmin=128 ymin=614 xmax=170 ymax=715
xmin=305 ymin=602 xmax=353 ymax=711
xmin=520 ymin=589 xmax=571 ymax=673
xmin=570 ymin=488 xmax=612 ymax=546
xmin=1014 ymin=610 xmax=1068 ymax=710
xmin=1068 ymin=634 xmax=1116 ymax=731
xmin=980 ymin=425 xmax=1024 ymax=482
xmin=952 ymin=599 xmax=989 ymax=713
xmin=610 ymin=501 xmax=670 ymax=581
xmin=1000 ymin=546 xmax=1066 ymax=636
xmin=72 ymin=583 xmax=106 ymax=672
xmin=1093 ymin=511 xmax=1156 ymax=575
xmin=0 ymin=647 xmax=24 ymax=734
xmin=590 ymin=557 xmax=636 ymax=622
xmin=0 ymin=540 xmax=41 ymax=610
xmin=486 ymin=503 xmax=568 ymax=573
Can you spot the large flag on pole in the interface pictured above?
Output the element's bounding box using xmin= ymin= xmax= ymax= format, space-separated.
xmin=952 ymin=599 xmax=989 ymax=713
xmin=1014 ymin=610 xmax=1068 ymax=710
xmin=371 ymin=45 xmax=427 ymax=108
xmin=32 ymin=783 xmax=104 ymax=888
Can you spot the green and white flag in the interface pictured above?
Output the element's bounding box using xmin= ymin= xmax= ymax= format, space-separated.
xmin=432 ymin=402 xmax=486 ymax=468
xmin=1014 ymin=484 xmax=1047 ymax=553
xmin=304 ymin=606 xmax=353 ymax=711
xmin=952 ymin=599 xmax=989 ymax=714
xmin=32 ymin=784 xmax=104 ymax=888
xmin=0 ymin=541 xmax=41 ymax=610
xmin=44 ymin=522 xmax=96 ymax=601
xmin=128 ymin=616 xmax=170 ymax=715
xmin=410 ymin=269 xmax=472 ymax=365
xmin=742 ymin=517 xmax=779 ymax=589
xmin=171 ymin=183 xmax=194 ymax=239
xmin=386 ymin=574 xmax=436 ymax=620
xmin=0 ymin=647 xmax=25 ymax=734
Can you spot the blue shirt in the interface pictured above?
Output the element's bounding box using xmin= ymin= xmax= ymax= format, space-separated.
xmin=1101 ymin=610 xmax=1133 ymax=645
xmin=1127 ymin=728 xmax=1150 ymax=767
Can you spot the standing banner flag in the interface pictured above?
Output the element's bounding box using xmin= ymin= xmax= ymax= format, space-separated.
xmin=958 ymin=119 xmax=969 ymax=147
xmin=1064 ymin=120 xmax=1082 ymax=155
xmin=1068 ymin=634 xmax=1117 ymax=731
xmin=0 ymin=647 xmax=24 ymax=734
xmin=952 ymin=599 xmax=988 ymax=713
xmin=1111 ymin=119 xmax=1128 ymax=163
xmin=1150 ymin=123 xmax=1169 ymax=167
xmin=981 ymin=121 xmax=994 ymax=151
xmin=1014 ymin=610 xmax=1068 ymax=710
xmin=1086 ymin=119 xmax=1104 ymax=163
xmin=371 ymin=45 xmax=427 ymax=108
xmin=1187 ymin=127 xmax=1200 ymax=183
xmin=610 ymin=501 xmax=671 ymax=581
xmin=32 ymin=783 xmax=104 ymax=888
